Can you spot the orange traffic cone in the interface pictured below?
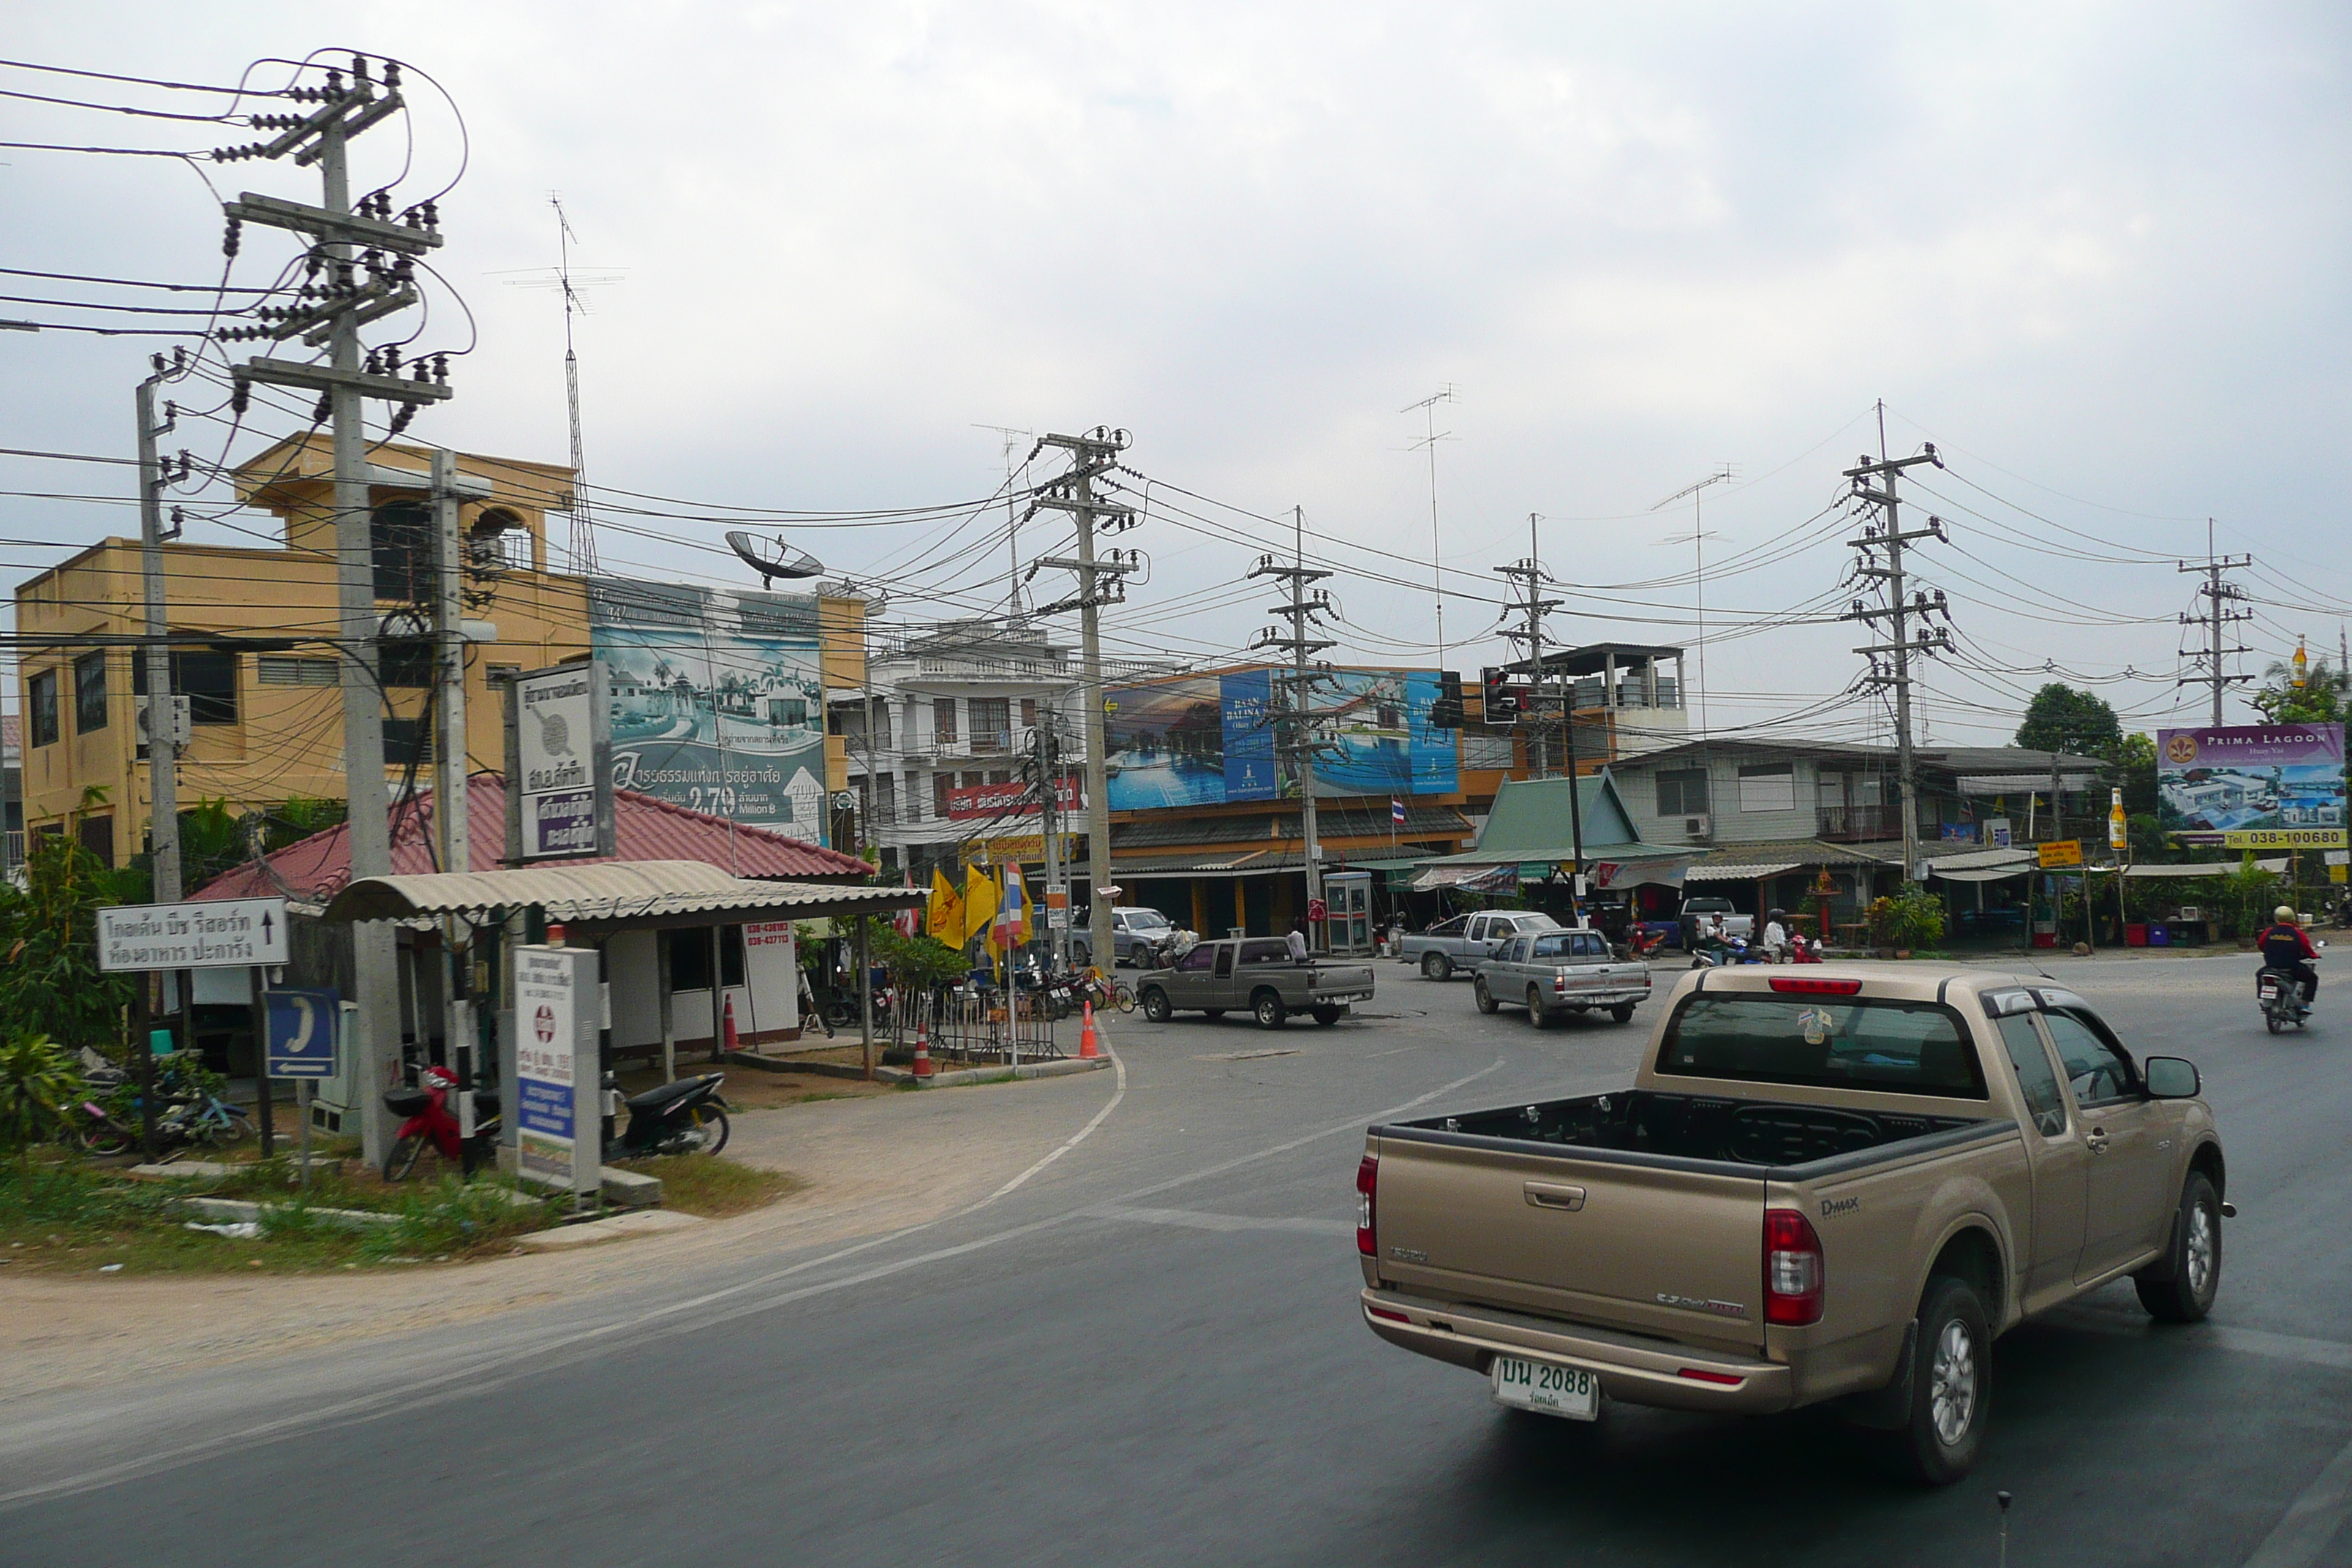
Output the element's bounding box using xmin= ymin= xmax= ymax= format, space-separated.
xmin=1079 ymin=1001 xmax=1099 ymax=1059
xmin=913 ymin=1021 xmax=935 ymax=1080
xmin=722 ymin=992 xmax=740 ymax=1057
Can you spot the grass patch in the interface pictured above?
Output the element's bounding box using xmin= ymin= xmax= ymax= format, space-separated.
xmin=611 ymin=1156 xmax=800 ymax=1218
xmin=0 ymin=1157 xmax=559 ymax=1275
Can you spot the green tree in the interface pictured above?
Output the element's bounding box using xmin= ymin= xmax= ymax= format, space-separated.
xmin=0 ymin=838 xmax=139 ymax=1056
xmin=2015 ymin=683 xmax=2122 ymax=755
xmin=2252 ymin=654 xmax=2348 ymax=723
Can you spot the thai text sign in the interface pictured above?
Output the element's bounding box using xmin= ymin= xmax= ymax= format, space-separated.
xmin=506 ymin=662 xmax=615 ymax=861
xmin=513 ymin=946 xmax=599 ymax=1196
xmin=97 ymin=897 xmax=289 ymax=972
xmin=946 ymin=777 xmax=1082 ymax=821
xmin=2036 ymin=840 xmax=2084 ymax=870
xmin=2157 ymin=723 xmax=2347 ymax=849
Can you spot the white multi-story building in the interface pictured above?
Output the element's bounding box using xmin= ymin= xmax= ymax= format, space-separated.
xmin=829 ymin=619 xmax=1079 ymax=881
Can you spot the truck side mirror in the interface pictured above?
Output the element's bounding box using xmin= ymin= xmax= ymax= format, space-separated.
xmin=2144 ymin=1056 xmax=2201 ymax=1099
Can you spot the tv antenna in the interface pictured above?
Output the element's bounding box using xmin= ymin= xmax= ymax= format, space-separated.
xmin=1651 ymin=464 xmax=1738 ymax=734
xmin=497 ymin=195 xmax=624 ymax=574
xmin=1401 ymin=385 xmax=1457 ymax=674
xmin=974 ymin=423 xmax=1033 ymax=617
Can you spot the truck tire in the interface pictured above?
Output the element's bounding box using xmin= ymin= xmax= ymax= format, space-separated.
xmin=1252 ymin=990 xmax=1287 ymax=1029
xmin=1526 ymin=986 xmax=1552 ymax=1028
xmin=1422 ymin=952 xmax=1452 ymax=981
xmin=1473 ymin=976 xmax=1499 ymax=1014
xmin=2134 ymin=1169 xmax=2222 ymax=1324
xmin=1608 ymin=1003 xmax=1636 ymax=1024
xmin=1140 ymin=986 xmax=1172 ymax=1024
xmin=1311 ymin=1006 xmax=1342 ymax=1026
xmin=1889 ymin=1275 xmax=1990 ymax=1485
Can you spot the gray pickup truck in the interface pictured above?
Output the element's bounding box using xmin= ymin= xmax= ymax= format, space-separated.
xmin=1472 ymin=928 xmax=1652 ymax=1025
xmin=1400 ymin=911 xmax=1562 ymax=981
xmin=1137 ymin=937 xmax=1377 ymax=1028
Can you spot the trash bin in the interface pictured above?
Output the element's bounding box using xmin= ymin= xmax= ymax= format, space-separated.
xmin=2125 ymin=923 xmax=2149 ymax=947
xmin=2149 ymin=924 xmax=2171 ymax=947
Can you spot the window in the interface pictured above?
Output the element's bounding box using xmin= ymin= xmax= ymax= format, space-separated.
xmin=2043 ymin=1009 xmax=2137 ymax=1107
xmin=970 ymin=697 xmax=1011 ymax=748
xmin=78 ymin=815 xmax=112 ymax=869
xmin=1465 ymin=917 xmax=1488 ymax=943
xmin=932 ymin=772 xmax=951 ymax=818
xmin=380 ymin=641 xmax=434 ymax=689
xmin=1177 ymin=943 xmax=1216 ymax=973
xmin=372 ymin=500 xmax=432 ymax=602
xmin=1531 ymin=933 xmax=1574 ymax=960
xmin=258 ymin=656 xmax=339 ymax=687
xmin=873 ymin=771 xmax=897 ymax=826
xmin=28 ymin=670 xmax=59 ymax=747
xmin=1575 ymin=932 xmax=1607 ymax=958
xmin=1428 ymin=916 xmax=1466 ymax=937
xmin=1213 ymin=945 xmax=1235 ymax=978
xmin=667 ymin=927 xmax=745 ymax=992
xmin=1240 ymin=939 xmax=1289 ymax=965
xmin=1737 ymin=763 xmax=1795 ymax=813
xmin=1998 ymin=1014 xmax=2069 ymax=1137
xmin=134 ymin=650 xmax=238 ymax=725
xmin=1020 ymin=698 xmax=1039 ymax=728
xmin=933 ymin=698 xmax=957 ymax=745
xmin=73 ymin=652 xmax=108 ymax=734
xmin=904 ymin=770 xmax=921 ymax=822
xmin=1656 ymin=768 xmax=1710 ymax=816
xmin=870 ymin=699 xmax=892 ymax=751
xmin=382 ymin=716 xmax=432 ymax=766
xmin=1461 ymin=732 xmax=1515 ymax=769
xmin=1656 ymin=995 xmax=1987 ymax=1098
xmin=1501 ymin=938 xmax=1528 ymax=963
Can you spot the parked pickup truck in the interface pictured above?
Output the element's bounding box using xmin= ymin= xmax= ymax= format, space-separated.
xmin=1400 ymin=911 xmax=1561 ymax=981
xmin=1472 ymin=928 xmax=1652 ymax=1026
xmin=1355 ymin=966 xmax=2226 ymax=1482
xmin=1678 ymin=896 xmax=1752 ymax=942
xmin=1137 ymin=937 xmax=1376 ymax=1028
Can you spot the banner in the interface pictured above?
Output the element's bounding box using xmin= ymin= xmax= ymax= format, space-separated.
xmin=945 ymin=776 xmax=1081 ymax=822
xmin=1104 ymin=666 xmax=1457 ymax=812
xmin=2157 ymin=723 xmax=2347 ymax=848
xmin=589 ymin=578 xmax=830 ymax=843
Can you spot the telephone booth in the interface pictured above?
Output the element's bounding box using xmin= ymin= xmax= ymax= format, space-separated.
xmin=1323 ymin=871 xmax=1376 ymax=957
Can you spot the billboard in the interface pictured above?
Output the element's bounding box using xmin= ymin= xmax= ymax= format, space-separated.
xmin=2157 ymin=723 xmax=2347 ymax=848
xmin=505 ymin=661 xmax=615 ymax=861
xmin=589 ymin=579 xmax=831 ymax=843
xmin=1103 ymin=667 xmax=1457 ymax=812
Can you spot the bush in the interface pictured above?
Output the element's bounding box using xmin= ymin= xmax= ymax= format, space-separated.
xmin=1867 ymin=886 xmax=1948 ymax=951
xmin=0 ymin=1033 xmax=82 ymax=1153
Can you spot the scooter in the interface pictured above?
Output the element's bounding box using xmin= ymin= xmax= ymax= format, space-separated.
xmin=1689 ymin=935 xmax=1769 ymax=969
xmin=601 ymin=1071 xmax=731 ymax=1158
xmin=2257 ymin=946 xmax=2322 ymax=1034
xmin=383 ymin=1066 xmax=465 ymax=1180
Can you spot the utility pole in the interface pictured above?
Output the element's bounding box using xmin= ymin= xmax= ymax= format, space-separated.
xmin=1842 ymin=442 xmax=1953 ymax=886
xmin=1025 ymin=428 xmax=1137 ymax=971
xmin=1035 ymin=716 xmax=1068 ymax=969
xmin=2176 ymin=546 xmax=2254 ymax=725
xmin=432 ymin=449 xmax=486 ymax=1161
xmin=1249 ymin=511 xmax=1337 ymax=938
xmin=1495 ymin=516 xmax=1565 ymax=778
xmin=135 ymin=371 xmax=182 ymax=905
xmin=216 ymin=56 xmax=453 ymax=1167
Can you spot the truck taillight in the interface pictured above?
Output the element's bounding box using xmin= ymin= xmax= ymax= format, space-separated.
xmin=1356 ymin=1155 xmax=1379 ymax=1257
xmin=1763 ymin=1207 xmax=1825 ymax=1325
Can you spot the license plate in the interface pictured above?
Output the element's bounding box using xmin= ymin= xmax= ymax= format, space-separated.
xmin=2259 ymin=980 xmax=2280 ymax=998
xmin=1490 ymin=1354 xmax=1600 ymax=1420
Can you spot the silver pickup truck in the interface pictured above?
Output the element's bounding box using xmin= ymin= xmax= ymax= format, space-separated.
xmin=1137 ymin=936 xmax=1376 ymax=1028
xmin=1472 ymin=928 xmax=1652 ymax=1025
xmin=1400 ymin=911 xmax=1562 ymax=981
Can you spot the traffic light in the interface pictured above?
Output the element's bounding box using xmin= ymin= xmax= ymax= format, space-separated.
xmin=1481 ymin=667 xmax=1522 ymax=722
xmin=1428 ymin=671 xmax=1464 ymax=730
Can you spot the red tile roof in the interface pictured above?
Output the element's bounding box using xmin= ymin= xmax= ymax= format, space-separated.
xmin=192 ymin=774 xmax=869 ymax=903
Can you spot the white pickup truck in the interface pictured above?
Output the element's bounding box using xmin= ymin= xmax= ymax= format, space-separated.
xmin=1400 ymin=911 xmax=1562 ymax=981
xmin=1471 ymin=927 xmax=1652 ymax=1025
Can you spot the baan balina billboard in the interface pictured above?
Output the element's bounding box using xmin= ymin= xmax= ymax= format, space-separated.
xmin=1102 ymin=667 xmax=1455 ymax=812
xmin=2157 ymin=723 xmax=2346 ymax=849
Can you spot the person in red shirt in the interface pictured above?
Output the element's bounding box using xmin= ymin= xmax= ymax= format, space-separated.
xmin=2258 ymin=905 xmax=2319 ymax=1004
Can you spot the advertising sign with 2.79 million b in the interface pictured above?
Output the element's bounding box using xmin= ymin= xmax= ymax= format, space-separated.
xmin=2157 ymin=723 xmax=2347 ymax=849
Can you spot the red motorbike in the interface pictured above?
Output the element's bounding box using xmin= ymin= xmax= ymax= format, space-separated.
xmin=383 ymin=1066 xmax=470 ymax=1181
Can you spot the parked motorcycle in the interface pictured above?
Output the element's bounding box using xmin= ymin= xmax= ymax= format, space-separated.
xmin=601 ymin=1071 xmax=731 ymax=1158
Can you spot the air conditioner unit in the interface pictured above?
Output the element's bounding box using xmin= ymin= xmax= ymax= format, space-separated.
xmin=1684 ymin=814 xmax=1712 ymax=840
xmin=136 ymin=694 xmax=192 ymax=750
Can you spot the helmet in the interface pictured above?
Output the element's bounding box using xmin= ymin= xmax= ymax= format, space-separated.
xmin=1768 ymin=908 xmax=1786 ymax=920
xmin=2275 ymin=905 xmax=2296 ymax=923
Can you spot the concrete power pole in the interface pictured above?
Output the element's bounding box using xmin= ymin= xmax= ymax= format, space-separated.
xmin=1250 ymin=511 xmax=1337 ymax=935
xmin=1025 ymin=429 xmax=1136 ymax=970
xmin=1495 ymin=516 xmax=1564 ymax=780
xmin=1842 ymin=443 xmax=1952 ymax=886
xmin=134 ymin=372 xmax=181 ymax=904
xmin=2177 ymin=550 xmax=2254 ymax=725
xmin=218 ymin=55 xmax=452 ymax=1165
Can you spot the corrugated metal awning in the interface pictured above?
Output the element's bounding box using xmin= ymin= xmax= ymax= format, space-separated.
xmin=1683 ymin=862 xmax=1799 ymax=883
xmin=1411 ymin=863 xmax=1519 ymax=893
xmin=1956 ymin=773 xmax=2100 ymax=794
xmin=320 ymin=859 xmax=923 ymax=930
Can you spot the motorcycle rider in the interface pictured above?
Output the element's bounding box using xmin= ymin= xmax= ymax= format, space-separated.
xmin=2258 ymin=905 xmax=2320 ymax=1007
xmin=1760 ymin=908 xmax=1792 ymax=964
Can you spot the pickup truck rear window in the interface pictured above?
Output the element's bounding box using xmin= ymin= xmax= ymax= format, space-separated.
xmin=1656 ymin=995 xmax=1988 ymax=1099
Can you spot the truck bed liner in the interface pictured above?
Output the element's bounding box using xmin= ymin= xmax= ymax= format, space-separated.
xmin=1385 ymin=1090 xmax=2005 ymax=1177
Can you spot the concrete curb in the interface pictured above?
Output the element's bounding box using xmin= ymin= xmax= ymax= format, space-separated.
xmin=873 ymin=1055 xmax=1113 ymax=1089
xmin=179 ymin=1196 xmax=399 ymax=1229
xmin=727 ymin=1049 xmax=867 ymax=1080
xmin=514 ymin=1208 xmax=704 ymax=1251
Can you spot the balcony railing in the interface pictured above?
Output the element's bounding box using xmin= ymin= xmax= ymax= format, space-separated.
xmin=1817 ymin=804 xmax=1899 ymax=842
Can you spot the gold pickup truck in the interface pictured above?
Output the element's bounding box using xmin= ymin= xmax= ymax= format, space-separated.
xmin=1356 ymin=966 xmax=2228 ymax=1482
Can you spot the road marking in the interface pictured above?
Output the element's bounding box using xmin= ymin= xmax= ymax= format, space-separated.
xmin=2244 ymin=1433 xmax=2352 ymax=1568
xmin=0 ymin=1053 xmax=1505 ymax=1510
xmin=1085 ymin=1204 xmax=1353 ymax=1236
xmin=1197 ymin=1048 xmax=1300 ymax=1061
xmin=987 ymin=1040 xmax=1127 ymax=1201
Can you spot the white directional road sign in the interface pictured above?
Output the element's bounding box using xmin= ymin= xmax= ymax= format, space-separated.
xmin=97 ymin=897 xmax=290 ymax=972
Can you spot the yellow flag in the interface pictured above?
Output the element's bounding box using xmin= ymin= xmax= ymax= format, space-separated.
xmin=963 ymin=865 xmax=1000 ymax=944
xmin=927 ymin=867 xmax=965 ymax=946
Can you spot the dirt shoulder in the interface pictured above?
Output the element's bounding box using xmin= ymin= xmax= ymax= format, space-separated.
xmin=0 ymin=1062 xmax=1117 ymax=1403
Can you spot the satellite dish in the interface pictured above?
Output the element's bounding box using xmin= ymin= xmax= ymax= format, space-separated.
xmin=725 ymin=530 xmax=826 ymax=584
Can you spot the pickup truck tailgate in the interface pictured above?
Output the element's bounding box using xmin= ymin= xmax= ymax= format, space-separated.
xmin=1371 ymin=1127 xmax=1768 ymax=1350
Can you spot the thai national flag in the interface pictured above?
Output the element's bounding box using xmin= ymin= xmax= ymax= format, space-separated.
xmin=1390 ymin=797 xmax=1406 ymax=826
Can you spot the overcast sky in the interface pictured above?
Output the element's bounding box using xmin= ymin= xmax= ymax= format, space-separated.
xmin=6 ymin=2 xmax=2350 ymax=745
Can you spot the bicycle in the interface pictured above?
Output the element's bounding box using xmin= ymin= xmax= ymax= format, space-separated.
xmin=1079 ymin=968 xmax=1138 ymax=1014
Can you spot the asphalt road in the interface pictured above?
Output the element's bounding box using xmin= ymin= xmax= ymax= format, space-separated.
xmin=4 ymin=952 xmax=2350 ymax=1567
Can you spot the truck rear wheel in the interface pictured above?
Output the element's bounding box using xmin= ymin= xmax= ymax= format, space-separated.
xmin=1888 ymin=1275 xmax=1990 ymax=1485
xmin=1252 ymin=990 xmax=1287 ymax=1029
xmin=1311 ymin=1006 xmax=1342 ymax=1026
xmin=2135 ymin=1170 xmax=2222 ymax=1323
xmin=1526 ymin=987 xmax=1552 ymax=1028
xmin=1608 ymin=1003 xmax=1635 ymax=1025
xmin=1422 ymin=952 xmax=1452 ymax=981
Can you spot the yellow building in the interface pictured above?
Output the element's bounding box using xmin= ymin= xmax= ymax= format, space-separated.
xmin=15 ymin=434 xmax=859 ymax=866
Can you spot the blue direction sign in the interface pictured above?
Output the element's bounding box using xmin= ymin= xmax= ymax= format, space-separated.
xmin=263 ymin=989 xmax=342 ymax=1079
